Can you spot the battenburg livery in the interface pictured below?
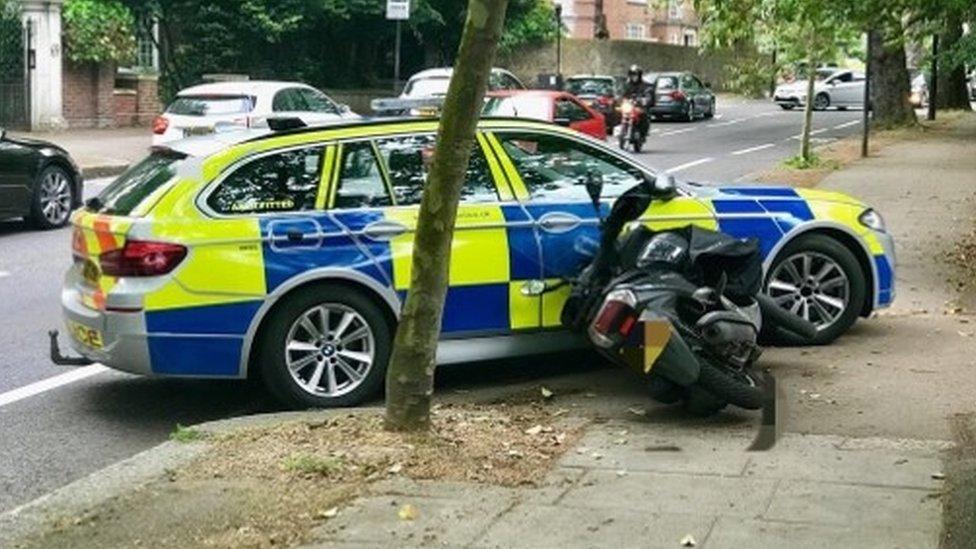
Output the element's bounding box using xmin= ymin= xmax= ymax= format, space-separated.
xmin=55 ymin=118 xmax=895 ymax=408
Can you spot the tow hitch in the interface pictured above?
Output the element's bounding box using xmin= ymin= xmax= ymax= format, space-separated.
xmin=48 ymin=330 xmax=94 ymax=366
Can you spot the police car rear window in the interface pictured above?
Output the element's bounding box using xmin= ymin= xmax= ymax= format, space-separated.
xmin=90 ymin=151 xmax=183 ymax=216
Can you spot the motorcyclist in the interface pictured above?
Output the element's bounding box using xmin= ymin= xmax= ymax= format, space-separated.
xmin=622 ymin=65 xmax=653 ymax=140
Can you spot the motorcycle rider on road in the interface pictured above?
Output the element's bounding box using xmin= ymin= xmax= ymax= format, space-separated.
xmin=622 ymin=65 xmax=653 ymax=141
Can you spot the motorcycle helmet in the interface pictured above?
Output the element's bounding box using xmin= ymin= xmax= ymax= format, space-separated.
xmin=627 ymin=64 xmax=643 ymax=85
xmin=637 ymin=232 xmax=689 ymax=269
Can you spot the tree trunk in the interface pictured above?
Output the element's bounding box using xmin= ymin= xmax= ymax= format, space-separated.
xmin=799 ymin=62 xmax=816 ymax=161
xmin=935 ymin=16 xmax=972 ymax=110
xmin=384 ymin=0 xmax=510 ymax=433
xmin=869 ymin=27 xmax=917 ymax=128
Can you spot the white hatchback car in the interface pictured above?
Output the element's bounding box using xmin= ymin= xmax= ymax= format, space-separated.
xmin=774 ymin=68 xmax=866 ymax=111
xmin=152 ymin=81 xmax=360 ymax=145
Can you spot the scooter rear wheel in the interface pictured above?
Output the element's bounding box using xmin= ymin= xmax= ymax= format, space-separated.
xmin=696 ymin=361 xmax=765 ymax=410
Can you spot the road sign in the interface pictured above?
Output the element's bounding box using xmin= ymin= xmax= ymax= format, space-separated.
xmin=386 ymin=0 xmax=410 ymax=20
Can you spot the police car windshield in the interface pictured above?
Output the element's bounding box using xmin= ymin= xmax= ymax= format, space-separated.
xmin=92 ymin=151 xmax=185 ymax=216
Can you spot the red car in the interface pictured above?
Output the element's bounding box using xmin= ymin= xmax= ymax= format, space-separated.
xmin=483 ymin=90 xmax=607 ymax=140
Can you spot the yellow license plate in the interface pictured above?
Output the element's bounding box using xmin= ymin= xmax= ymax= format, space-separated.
xmin=68 ymin=321 xmax=104 ymax=349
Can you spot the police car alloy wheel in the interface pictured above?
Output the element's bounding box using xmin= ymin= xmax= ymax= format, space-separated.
xmin=258 ymin=287 xmax=392 ymax=409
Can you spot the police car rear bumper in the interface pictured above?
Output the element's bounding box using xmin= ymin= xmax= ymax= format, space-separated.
xmin=58 ymin=281 xmax=154 ymax=376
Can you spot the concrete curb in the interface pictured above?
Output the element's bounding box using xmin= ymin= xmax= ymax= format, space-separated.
xmin=0 ymin=408 xmax=372 ymax=548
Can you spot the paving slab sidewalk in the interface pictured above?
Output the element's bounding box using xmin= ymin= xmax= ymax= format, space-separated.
xmin=9 ymin=127 xmax=151 ymax=179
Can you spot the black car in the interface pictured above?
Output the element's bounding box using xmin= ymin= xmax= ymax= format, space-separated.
xmin=644 ymin=72 xmax=716 ymax=121
xmin=0 ymin=128 xmax=82 ymax=229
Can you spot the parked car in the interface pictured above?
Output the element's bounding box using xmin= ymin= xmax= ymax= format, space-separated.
xmin=564 ymin=74 xmax=620 ymax=133
xmin=0 ymin=128 xmax=83 ymax=229
xmin=153 ymin=81 xmax=359 ymax=145
xmin=376 ymin=67 xmax=527 ymax=117
xmin=400 ymin=67 xmax=525 ymax=100
xmin=774 ymin=68 xmax=865 ymax=111
xmin=909 ymin=71 xmax=929 ymax=108
xmin=54 ymin=117 xmax=895 ymax=409
xmin=482 ymin=90 xmax=606 ymax=139
xmin=643 ymin=72 xmax=716 ymax=121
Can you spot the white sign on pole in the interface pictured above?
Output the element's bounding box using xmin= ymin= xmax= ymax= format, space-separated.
xmin=386 ymin=0 xmax=410 ymax=20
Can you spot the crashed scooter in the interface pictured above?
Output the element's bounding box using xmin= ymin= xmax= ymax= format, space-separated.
xmin=554 ymin=173 xmax=816 ymax=415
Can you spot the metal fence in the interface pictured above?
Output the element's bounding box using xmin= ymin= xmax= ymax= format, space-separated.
xmin=0 ymin=14 xmax=29 ymax=129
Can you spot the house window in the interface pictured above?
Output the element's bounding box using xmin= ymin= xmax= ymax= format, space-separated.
xmin=668 ymin=0 xmax=682 ymax=19
xmin=670 ymin=33 xmax=681 ymax=45
xmin=133 ymin=17 xmax=158 ymax=71
xmin=625 ymin=23 xmax=646 ymax=40
xmin=683 ymin=32 xmax=697 ymax=46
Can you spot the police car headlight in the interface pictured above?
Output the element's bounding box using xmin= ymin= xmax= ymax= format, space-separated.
xmin=858 ymin=208 xmax=886 ymax=232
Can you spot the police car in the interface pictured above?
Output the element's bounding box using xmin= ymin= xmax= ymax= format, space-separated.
xmin=56 ymin=118 xmax=895 ymax=408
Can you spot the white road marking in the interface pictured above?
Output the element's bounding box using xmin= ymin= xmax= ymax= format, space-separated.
xmin=658 ymin=127 xmax=697 ymax=137
xmin=790 ymin=128 xmax=829 ymax=140
xmin=666 ymin=157 xmax=714 ymax=173
xmin=707 ymin=118 xmax=744 ymax=128
xmin=0 ymin=270 xmax=9 ymax=279
xmin=0 ymin=365 xmax=108 ymax=409
xmin=730 ymin=143 xmax=776 ymax=156
xmin=713 ymin=113 xmax=725 ymax=119
xmin=833 ymin=120 xmax=861 ymax=130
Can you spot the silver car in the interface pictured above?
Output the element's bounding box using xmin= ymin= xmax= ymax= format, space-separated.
xmin=774 ymin=68 xmax=866 ymax=111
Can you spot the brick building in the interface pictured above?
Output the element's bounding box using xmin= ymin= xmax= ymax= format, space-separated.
xmin=555 ymin=0 xmax=699 ymax=46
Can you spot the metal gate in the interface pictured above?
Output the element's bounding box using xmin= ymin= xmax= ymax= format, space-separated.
xmin=0 ymin=12 xmax=30 ymax=129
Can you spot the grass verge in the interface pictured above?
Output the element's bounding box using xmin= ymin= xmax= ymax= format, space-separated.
xmin=15 ymin=402 xmax=585 ymax=549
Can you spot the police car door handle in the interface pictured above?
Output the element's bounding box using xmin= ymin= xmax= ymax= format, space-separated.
xmin=286 ymin=228 xmax=305 ymax=242
xmin=537 ymin=212 xmax=582 ymax=234
xmin=363 ymin=220 xmax=408 ymax=241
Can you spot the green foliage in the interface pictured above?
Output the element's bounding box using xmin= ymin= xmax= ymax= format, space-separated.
xmin=170 ymin=424 xmax=204 ymax=443
xmin=63 ymin=0 xmax=136 ymax=64
xmin=498 ymin=0 xmax=559 ymax=54
xmin=782 ymin=152 xmax=838 ymax=170
xmin=281 ymin=453 xmax=344 ymax=475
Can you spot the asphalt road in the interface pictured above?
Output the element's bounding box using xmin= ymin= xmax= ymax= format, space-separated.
xmin=0 ymin=98 xmax=870 ymax=513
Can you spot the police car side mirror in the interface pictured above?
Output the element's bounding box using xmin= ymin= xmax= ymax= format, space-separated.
xmin=585 ymin=171 xmax=604 ymax=213
xmin=649 ymin=173 xmax=676 ymax=199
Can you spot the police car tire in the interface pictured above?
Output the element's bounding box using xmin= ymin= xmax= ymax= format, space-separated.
xmin=258 ymin=287 xmax=391 ymax=409
xmin=682 ymin=385 xmax=728 ymax=416
xmin=765 ymin=234 xmax=866 ymax=346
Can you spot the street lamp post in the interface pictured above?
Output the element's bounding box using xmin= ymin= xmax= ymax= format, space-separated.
xmin=555 ymin=3 xmax=562 ymax=88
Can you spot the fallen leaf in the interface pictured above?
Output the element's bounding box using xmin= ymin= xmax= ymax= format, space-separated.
xmin=541 ymin=386 xmax=554 ymax=399
xmin=398 ymin=504 xmax=419 ymax=521
xmin=680 ymin=534 xmax=697 ymax=547
xmin=317 ymin=507 xmax=339 ymax=519
xmin=932 ymin=472 xmax=946 ymax=480
xmin=627 ymin=407 xmax=647 ymax=416
xmin=525 ymin=425 xmax=544 ymax=436
xmin=388 ymin=463 xmax=403 ymax=475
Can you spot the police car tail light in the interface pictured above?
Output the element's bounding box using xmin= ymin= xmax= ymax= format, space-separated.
xmin=589 ymin=290 xmax=638 ymax=348
xmin=101 ymin=240 xmax=187 ymax=277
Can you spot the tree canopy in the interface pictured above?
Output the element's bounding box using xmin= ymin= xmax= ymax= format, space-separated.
xmin=63 ymin=0 xmax=136 ymax=64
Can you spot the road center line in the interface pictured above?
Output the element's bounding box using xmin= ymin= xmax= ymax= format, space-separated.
xmin=658 ymin=127 xmax=697 ymax=137
xmin=0 ymin=270 xmax=9 ymax=279
xmin=0 ymin=365 xmax=108 ymax=409
xmin=833 ymin=120 xmax=861 ymax=130
xmin=666 ymin=157 xmax=714 ymax=173
xmin=730 ymin=143 xmax=776 ymax=156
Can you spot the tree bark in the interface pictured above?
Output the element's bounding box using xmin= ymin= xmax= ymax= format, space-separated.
xmin=935 ymin=16 xmax=972 ymax=111
xmin=869 ymin=27 xmax=917 ymax=128
xmin=384 ymin=0 xmax=510 ymax=433
xmin=799 ymin=62 xmax=816 ymax=161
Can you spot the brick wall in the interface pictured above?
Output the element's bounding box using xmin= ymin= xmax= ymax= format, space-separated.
xmin=116 ymin=73 xmax=161 ymax=126
xmin=62 ymin=61 xmax=116 ymax=128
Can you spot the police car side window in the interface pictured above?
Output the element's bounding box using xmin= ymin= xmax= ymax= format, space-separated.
xmin=208 ymin=147 xmax=323 ymax=214
xmin=333 ymin=142 xmax=392 ymax=209
xmin=375 ymin=134 xmax=499 ymax=206
xmin=496 ymin=132 xmax=643 ymax=202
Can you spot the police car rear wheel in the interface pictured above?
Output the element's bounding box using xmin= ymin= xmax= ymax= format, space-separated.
xmin=259 ymin=287 xmax=391 ymax=409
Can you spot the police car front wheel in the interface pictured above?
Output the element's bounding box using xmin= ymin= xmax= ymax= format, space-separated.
xmin=258 ymin=287 xmax=392 ymax=409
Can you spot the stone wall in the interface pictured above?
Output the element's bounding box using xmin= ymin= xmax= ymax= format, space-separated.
xmin=499 ymin=39 xmax=759 ymax=91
